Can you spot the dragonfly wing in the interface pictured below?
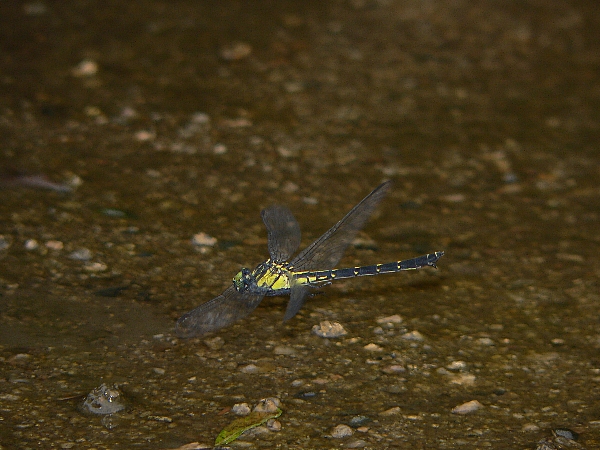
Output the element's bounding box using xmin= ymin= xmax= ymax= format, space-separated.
xmin=175 ymin=286 xmax=264 ymax=338
xmin=261 ymin=205 xmax=301 ymax=262
xmin=290 ymin=181 xmax=392 ymax=271
xmin=283 ymin=284 xmax=311 ymax=321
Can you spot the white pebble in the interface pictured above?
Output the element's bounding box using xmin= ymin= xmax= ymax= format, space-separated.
xmin=24 ymin=239 xmax=38 ymax=250
xmin=402 ymin=330 xmax=424 ymax=341
xmin=312 ymin=321 xmax=347 ymax=338
xmin=192 ymin=232 xmax=217 ymax=247
xmin=447 ymin=360 xmax=467 ymax=371
xmin=240 ymin=364 xmax=259 ymax=374
xmin=376 ymin=314 xmax=403 ymax=324
xmin=452 ymin=400 xmax=483 ymax=414
xmin=72 ymin=59 xmax=98 ymax=77
xmin=69 ymin=248 xmax=93 ymax=261
xmin=45 ymin=240 xmax=64 ymax=250
xmin=231 ymin=403 xmax=251 ymax=415
xmin=363 ymin=343 xmax=383 ymax=352
xmin=331 ymin=424 xmax=353 ymax=438
xmin=476 ymin=337 xmax=494 ymax=346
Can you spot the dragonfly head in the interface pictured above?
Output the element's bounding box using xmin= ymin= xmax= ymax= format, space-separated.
xmin=232 ymin=268 xmax=253 ymax=292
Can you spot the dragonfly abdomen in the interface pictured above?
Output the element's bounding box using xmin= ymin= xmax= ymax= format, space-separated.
xmin=295 ymin=251 xmax=444 ymax=285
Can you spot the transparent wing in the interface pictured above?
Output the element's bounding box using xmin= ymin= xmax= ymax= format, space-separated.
xmin=290 ymin=181 xmax=392 ymax=271
xmin=283 ymin=284 xmax=311 ymax=321
xmin=261 ymin=205 xmax=301 ymax=263
xmin=175 ymin=286 xmax=264 ymax=338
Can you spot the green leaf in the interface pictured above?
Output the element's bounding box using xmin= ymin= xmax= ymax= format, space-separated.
xmin=215 ymin=407 xmax=282 ymax=445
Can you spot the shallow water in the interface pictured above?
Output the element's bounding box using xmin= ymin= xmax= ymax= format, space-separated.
xmin=1 ymin=1 xmax=599 ymax=448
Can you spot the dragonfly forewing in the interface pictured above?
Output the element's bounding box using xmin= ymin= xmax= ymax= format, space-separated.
xmin=290 ymin=181 xmax=392 ymax=271
xmin=175 ymin=286 xmax=264 ymax=338
xmin=261 ymin=205 xmax=302 ymax=262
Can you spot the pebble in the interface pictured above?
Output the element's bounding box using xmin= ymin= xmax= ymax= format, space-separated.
xmin=266 ymin=418 xmax=281 ymax=431
xmin=311 ymin=321 xmax=347 ymax=338
xmin=382 ymin=364 xmax=406 ymax=374
xmin=363 ymin=343 xmax=383 ymax=352
xmin=349 ymin=415 xmax=371 ymax=427
xmin=402 ymin=330 xmax=424 ymax=341
xmin=220 ymin=42 xmax=252 ymax=61
xmin=379 ymin=406 xmax=402 ymax=416
xmin=240 ymin=364 xmax=259 ymax=374
xmin=448 ymin=374 xmax=476 ymax=386
xmin=476 ymin=337 xmax=495 ymax=346
xmin=253 ymin=398 xmax=280 ymax=414
xmin=24 ymin=239 xmax=38 ymax=250
xmin=346 ymin=439 xmax=368 ymax=448
xmin=331 ymin=424 xmax=353 ymax=438
xmin=81 ymin=383 xmax=125 ymax=415
xmin=69 ymin=248 xmax=93 ymax=261
xmin=83 ymin=262 xmax=107 ymax=272
xmin=72 ymin=59 xmax=99 ymax=77
xmin=446 ymin=360 xmax=467 ymax=371
xmin=231 ymin=403 xmax=251 ymax=415
xmin=192 ymin=232 xmax=217 ymax=247
xmin=203 ymin=336 xmax=224 ymax=350
xmin=452 ymin=400 xmax=483 ymax=414
xmin=0 ymin=235 xmax=10 ymax=251
xmin=273 ymin=345 xmax=296 ymax=356
xmin=376 ymin=314 xmax=403 ymax=324
xmin=45 ymin=240 xmax=64 ymax=250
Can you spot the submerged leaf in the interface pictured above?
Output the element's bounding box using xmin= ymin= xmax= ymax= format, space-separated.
xmin=214 ymin=407 xmax=282 ymax=445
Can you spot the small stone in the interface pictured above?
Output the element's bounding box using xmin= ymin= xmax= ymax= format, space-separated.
xmin=266 ymin=418 xmax=281 ymax=431
xmin=24 ymin=239 xmax=39 ymax=250
xmin=363 ymin=343 xmax=383 ymax=352
xmin=81 ymin=383 xmax=125 ymax=415
xmin=522 ymin=423 xmax=540 ymax=432
xmin=312 ymin=321 xmax=347 ymax=338
xmin=192 ymin=232 xmax=217 ymax=247
xmin=148 ymin=415 xmax=173 ymax=423
xmin=331 ymin=424 xmax=353 ymax=438
xmin=379 ymin=406 xmax=402 ymax=416
xmin=240 ymin=364 xmax=259 ymax=374
xmin=213 ymin=143 xmax=227 ymax=155
xmin=202 ymin=336 xmax=223 ymax=351
xmin=346 ymin=439 xmax=368 ymax=448
xmin=253 ymin=398 xmax=280 ymax=414
xmin=273 ymin=345 xmax=296 ymax=356
xmin=349 ymin=415 xmax=371 ymax=427
xmin=447 ymin=360 xmax=467 ymax=371
xmin=452 ymin=400 xmax=483 ymax=414
xmin=83 ymin=262 xmax=107 ymax=272
xmin=401 ymin=330 xmax=424 ymax=341
xmin=376 ymin=314 xmax=403 ymax=324
xmin=135 ymin=130 xmax=155 ymax=142
xmin=69 ymin=248 xmax=93 ymax=261
xmin=448 ymin=374 xmax=476 ymax=386
xmin=220 ymin=42 xmax=252 ymax=60
xmin=72 ymin=59 xmax=98 ymax=77
xmin=45 ymin=240 xmax=64 ymax=250
xmin=0 ymin=236 xmax=10 ymax=251
xmin=231 ymin=403 xmax=251 ymax=415
xmin=382 ymin=364 xmax=406 ymax=374
xmin=476 ymin=337 xmax=495 ymax=346
xmin=153 ymin=367 xmax=165 ymax=375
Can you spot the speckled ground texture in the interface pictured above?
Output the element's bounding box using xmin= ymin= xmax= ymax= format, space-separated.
xmin=1 ymin=1 xmax=599 ymax=449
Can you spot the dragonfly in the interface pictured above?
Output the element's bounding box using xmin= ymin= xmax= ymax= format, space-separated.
xmin=176 ymin=181 xmax=444 ymax=337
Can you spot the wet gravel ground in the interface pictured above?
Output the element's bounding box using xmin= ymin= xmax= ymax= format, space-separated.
xmin=1 ymin=0 xmax=599 ymax=448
